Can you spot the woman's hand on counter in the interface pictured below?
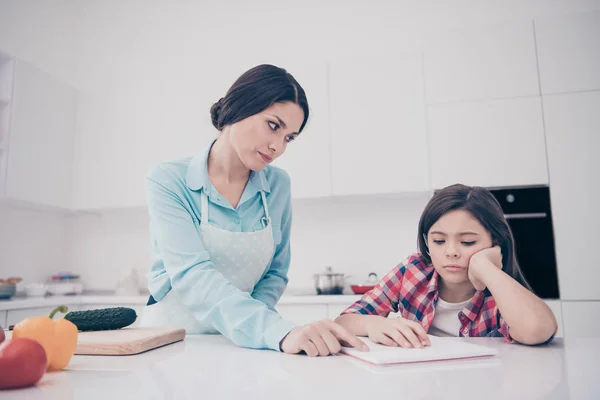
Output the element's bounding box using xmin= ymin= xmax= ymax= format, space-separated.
xmin=279 ymin=320 xmax=368 ymax=357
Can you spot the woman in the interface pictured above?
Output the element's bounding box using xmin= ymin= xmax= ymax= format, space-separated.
xmin=140 ymin=64 xmax=366 ymax=356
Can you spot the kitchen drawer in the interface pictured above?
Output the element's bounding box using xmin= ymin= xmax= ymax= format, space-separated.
xmin=275 ymin=304 xmax=328 ymax=326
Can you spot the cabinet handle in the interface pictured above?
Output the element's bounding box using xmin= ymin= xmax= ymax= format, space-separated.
xmin=504 ymin=212 xmax=547 ymax=219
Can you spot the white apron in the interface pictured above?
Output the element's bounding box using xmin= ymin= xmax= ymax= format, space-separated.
xmin=139 ymin=190 xmax=276 ymax=333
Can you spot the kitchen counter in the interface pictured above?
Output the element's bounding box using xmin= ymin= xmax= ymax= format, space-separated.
xmin=3 ymin=336 xmax=598 ymax=399
xmin=0 ymin=292 xmax=362 ymax=311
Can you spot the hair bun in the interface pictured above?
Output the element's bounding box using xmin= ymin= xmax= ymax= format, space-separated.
xmin=210 ymin=98 xmax=224 ymax=130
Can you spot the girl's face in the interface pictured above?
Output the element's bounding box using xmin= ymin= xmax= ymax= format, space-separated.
xmin=426 ymin=209 xmax=493 ymax=286
xmin=228 ymin=101 xmax=304 ymax=172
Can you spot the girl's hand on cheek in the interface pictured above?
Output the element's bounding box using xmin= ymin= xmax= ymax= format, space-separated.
xmin=468 ymin=246 xmax=503 ymax=291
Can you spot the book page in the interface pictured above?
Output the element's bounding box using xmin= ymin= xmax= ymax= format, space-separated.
xmin=341 ymin=335 xmax=498 ymax=365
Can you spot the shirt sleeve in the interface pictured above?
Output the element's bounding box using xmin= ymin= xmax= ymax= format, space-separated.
xmin=341 ymin=261 xmax=406 ymax=317
xmin=496 ymin=312 xmax=516 ymax=343
xmin=146 ymin=166 xmax=295 ymax=351
xmin=251 ymin=185 xmax=292 ymax=311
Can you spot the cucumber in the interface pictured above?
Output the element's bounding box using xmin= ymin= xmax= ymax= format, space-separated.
xmin=64 ymin=307 xmax=137 ymax=331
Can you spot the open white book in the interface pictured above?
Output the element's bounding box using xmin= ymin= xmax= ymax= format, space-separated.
xmin=340 ymin=335 xmax=498 ymax=366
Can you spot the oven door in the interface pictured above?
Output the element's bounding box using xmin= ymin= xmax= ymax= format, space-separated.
xmin=505 ymin=213 xmax=560 ymax=299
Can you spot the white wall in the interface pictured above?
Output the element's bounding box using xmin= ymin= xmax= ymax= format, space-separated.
xmin=287 ymin=194 xmax=431 ymax=291
xmin=69 ymin=208 xmax=152 ymax=292
xmin=0 ymin=205 xmax=71 ymax=285
xmin=68 ymin=194 xmax=430 ymax=292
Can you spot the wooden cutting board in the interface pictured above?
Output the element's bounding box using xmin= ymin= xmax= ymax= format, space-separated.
xmin=75 ymin=327 xmax=186 ymax=355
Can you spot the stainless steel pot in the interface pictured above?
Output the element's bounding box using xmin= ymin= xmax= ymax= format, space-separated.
xmin=313 ymin=266 xmax=346 ymax=295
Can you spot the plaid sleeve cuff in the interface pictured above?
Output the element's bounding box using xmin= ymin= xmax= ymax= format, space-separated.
xmin=341 ymin=299 xmax=376 ymax=316
xmin=340 ymin=291 xmax=398 ymax=317
xmin=341 ymin=303 xmax=362 ymax=315
xmin=498 ymin=319 xmax=516 ymax=343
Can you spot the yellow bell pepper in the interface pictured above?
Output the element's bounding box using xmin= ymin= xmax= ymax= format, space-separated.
xmin=12 ymin=306 xmax=78 ymax=371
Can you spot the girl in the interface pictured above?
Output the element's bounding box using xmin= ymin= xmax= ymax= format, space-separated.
xmin=140 ymin=64 xmax=365 ymax=356
xmin=336 ymin=184 xmax=557 ymax=347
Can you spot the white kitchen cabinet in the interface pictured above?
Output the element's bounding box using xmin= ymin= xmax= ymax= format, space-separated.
xmin=562 ymin=301 xmax=600 ymax=338
xmin=0 ymin=310 xmax=6 ymax=327
xmin=275 ymin=304 xmax=328 ymax=326
xmin=423 ymin=21 xmax=539 ymax=104
xmin=73 ymin=57 xmax=330 ymax=209
xmin=73 ymin=88 xmax=178 ymax=210
xmin=2 ymin=59 xmax=76 ymax=209
xmin=544 ymin=91 xmax=600 ymax=301
xmin=6 ymin=306 xmax=74 ymax=327
xmin=428 ymin=97 xmax=548 ymax=189
xmin=0 ymin=53 xmax=14 ymax=197
xmin=0 ymin=53 xmax=12 ymax=102
xmin=544 ymin=300 xmax=564 ymax=338
xmin=329 ymin=54 xmax=429 ymax=196
xmin=535 ymin=11 xmax=600 ymax=95
xmin=271 ymin=62 xmax=331 ymax=199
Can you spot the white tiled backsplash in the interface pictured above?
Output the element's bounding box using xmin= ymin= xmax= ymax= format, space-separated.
xmin=285 ymin=194 xmax=431 ymax=290
xmin=7 ymin=193 xmax=429 ymax=293
xmin=0 ymin=205 xmax=71 ymax=284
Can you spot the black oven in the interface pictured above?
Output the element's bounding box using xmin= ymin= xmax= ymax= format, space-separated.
xmin=488 ymin=186 xmax=560 ymax=299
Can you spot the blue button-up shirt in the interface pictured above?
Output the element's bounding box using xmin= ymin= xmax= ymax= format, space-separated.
xmin=145 ymin=143 xmax=296 ymax=351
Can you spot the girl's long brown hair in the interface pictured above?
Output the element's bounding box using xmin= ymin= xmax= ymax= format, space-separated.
xmin=418 ymin=184 xmax=532 ymax=291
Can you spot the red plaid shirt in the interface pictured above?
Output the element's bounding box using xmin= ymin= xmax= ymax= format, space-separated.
xmin=342 ymin=253 xmax=515 ymax=341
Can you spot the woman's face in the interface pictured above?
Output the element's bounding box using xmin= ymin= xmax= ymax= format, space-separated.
xmin=426 ymin=209 xmax=493 ymax=286
xmin=228 ymin=101 xmax=304 ymax=171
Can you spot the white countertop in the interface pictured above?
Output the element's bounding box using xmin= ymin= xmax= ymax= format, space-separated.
xmin=0 ymin=292 xmax=362 ymax=311
xmin=3 ymin=335 xmax=598 ymax=399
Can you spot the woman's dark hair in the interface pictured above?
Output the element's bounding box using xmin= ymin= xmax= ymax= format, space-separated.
xmin=210 ymin=64 xmax=309 ymax=132
xmin=417 ymin=184 xmax=532 ymax=291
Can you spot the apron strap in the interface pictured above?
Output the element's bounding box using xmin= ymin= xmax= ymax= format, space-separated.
xmin=260 ymin=191 xmax=271 ymax=227
xmin=200 ymin=191 xmax=209 ymax=224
